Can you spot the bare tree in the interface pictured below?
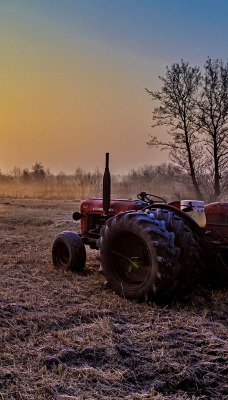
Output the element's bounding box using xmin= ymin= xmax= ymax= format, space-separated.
xmin=198 ymin=58 xmax=228 ymax=200
xmin=146 ymin=60 xmax=203 ymax=199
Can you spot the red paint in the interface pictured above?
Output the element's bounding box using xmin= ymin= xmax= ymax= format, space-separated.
xmin=80 ymin=198 xmax=143 ymax=234
xmin=205 ymin=202 xmax=228 ymax=239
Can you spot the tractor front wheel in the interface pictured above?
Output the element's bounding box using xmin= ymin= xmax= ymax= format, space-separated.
xmin=52 ymin=231 xmax=86 ymax=272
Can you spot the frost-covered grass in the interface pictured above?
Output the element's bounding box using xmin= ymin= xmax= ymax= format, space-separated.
xmin=0 ymin=198 xmax=227 ymax=399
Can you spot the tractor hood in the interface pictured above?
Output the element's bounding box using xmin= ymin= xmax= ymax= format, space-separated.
xmin=80 ymin=198 xmax=144 ymax=214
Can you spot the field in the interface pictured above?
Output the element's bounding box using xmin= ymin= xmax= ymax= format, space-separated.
xmin=0 ymin=198 xmax=227 ymax=400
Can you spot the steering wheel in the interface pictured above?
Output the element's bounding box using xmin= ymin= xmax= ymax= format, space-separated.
xmin=137 ymin=191 xmax=167 ymax=204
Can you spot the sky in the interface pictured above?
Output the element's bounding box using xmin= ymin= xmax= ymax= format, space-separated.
xmin=1 ymin=0 xmax=228 ymax=175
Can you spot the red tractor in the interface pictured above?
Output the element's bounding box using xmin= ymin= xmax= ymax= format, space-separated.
xmin=52 ymin=154 xmax=228 ymax=301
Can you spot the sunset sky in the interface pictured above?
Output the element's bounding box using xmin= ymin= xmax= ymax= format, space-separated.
xmin=1 ymin=0 xmax=228 ymax=175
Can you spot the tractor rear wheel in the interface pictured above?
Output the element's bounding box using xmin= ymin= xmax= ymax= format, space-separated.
xmin=97 ymin=211 xmax=179 ymax=301
xmin=52 ymin=231 xmax=86 ymax=272
xmin=149 ymin=208 xmax=204 ymax=290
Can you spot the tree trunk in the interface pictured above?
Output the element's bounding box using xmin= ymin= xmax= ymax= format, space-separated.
xmin=213 ymin=134 xmax=220 ymax=200
xmin=184 ymin=121 xmax=203 ymax=200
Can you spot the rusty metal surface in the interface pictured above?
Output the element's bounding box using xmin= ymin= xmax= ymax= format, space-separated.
xmin=205 ymin=202 xmax=228 ymax=240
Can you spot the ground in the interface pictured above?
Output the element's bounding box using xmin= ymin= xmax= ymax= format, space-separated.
xmin=0 ymin=198 xmax=227 ymax=400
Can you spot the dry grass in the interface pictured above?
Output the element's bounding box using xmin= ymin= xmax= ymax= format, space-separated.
xmin=0 ymin=198 xmax=227 ymax=400
xmin=0 ymin=177 xmax=191 ymax=202
xmin=0 ymin=180 xmax=101 ymax=200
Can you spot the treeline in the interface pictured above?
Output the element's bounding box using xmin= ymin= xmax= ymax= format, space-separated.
xmin=0 ymin=161 xmax=227 ymax=201
xmin=0 ymin=163 xmax=102 ymax=186
xmin=0 ymin=162 xmax=50 ymax=181
xmin=0 ymin=161 xmax=198 ymax=201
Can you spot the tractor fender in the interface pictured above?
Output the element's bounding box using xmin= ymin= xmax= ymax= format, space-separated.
xmin=144 ymin=203 xmax=203 ymax=237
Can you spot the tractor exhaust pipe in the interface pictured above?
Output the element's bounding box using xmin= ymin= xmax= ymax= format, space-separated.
xmin=103 ymin=152 xmax=111 ymax=215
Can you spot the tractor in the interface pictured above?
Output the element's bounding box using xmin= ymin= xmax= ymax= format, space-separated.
xmin=52 ymin=154 xmax=228 ymax=301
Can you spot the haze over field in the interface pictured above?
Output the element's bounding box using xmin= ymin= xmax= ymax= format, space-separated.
xmin=1 ymin=0 xmax=228 ymax=174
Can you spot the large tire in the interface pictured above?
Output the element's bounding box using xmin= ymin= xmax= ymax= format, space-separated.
xmin=97 ymin=211 xmax=180 ymax=301
xmin=52 ymin=231 xmax=86 ymax=272
xmin=149 ymin=208 xmax=203 ymax=291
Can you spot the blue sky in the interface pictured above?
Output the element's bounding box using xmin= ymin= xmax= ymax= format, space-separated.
xmin=20 ymin=0 xmax=228 ymax=62
xmin=1 ymin=0 xmax=228 ymax=174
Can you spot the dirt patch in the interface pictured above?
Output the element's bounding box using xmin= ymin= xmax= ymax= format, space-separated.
xmin=0 ymin=198 xmax=227 ymax=399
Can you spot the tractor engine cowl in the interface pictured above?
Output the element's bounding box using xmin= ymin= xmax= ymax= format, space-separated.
xmin=79 ymin=198 xmax=144 ymax=236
